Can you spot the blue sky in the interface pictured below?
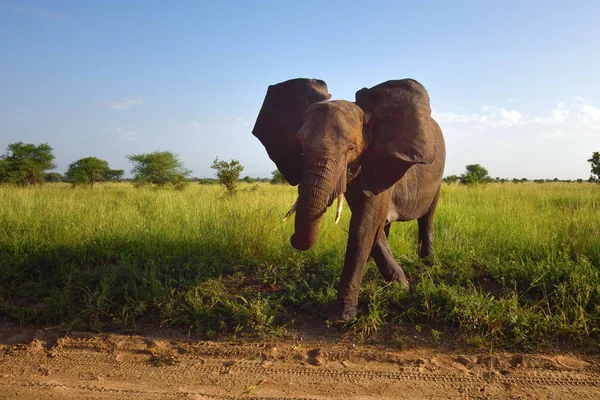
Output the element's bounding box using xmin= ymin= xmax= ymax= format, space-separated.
xmin=1 ymin=1 xmax=599 ymax=179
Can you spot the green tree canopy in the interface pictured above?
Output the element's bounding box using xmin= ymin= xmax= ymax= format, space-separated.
xmin=45 ymin=172 xmax=64 ymax=183
xmin=105 ymin=169 xmax=125 ymax=182
xmin=588 ymin=152 xmax=600 ymax=182
xmin=65 ymin=157 xmax=124 ymax=187
xmin=211 ymin=157 xmax=244 ymax=195
xmin=460 ymin=164 xmax=492 ymax=185
xmin=270 ymin=169 xmax=287 ymax=184
xmin=0 ymin=142 xmax=56 ymax=185
xmin=127 ymin=151 xmax=191 ymax=188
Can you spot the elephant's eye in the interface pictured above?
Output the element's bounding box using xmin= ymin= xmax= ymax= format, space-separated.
xmin=348 ymin=144 xmax=357 ymax=152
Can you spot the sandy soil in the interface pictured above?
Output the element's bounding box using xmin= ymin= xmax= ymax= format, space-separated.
xmin=1 ymin=327 xmax=599 ymax=399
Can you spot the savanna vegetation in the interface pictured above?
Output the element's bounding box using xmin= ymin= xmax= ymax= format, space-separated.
xmin=1 ymin=182 xmax=599 ymax=350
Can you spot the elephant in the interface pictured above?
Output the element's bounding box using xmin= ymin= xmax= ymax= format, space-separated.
xmin=252 ymin=78 xmax=446 ymax=321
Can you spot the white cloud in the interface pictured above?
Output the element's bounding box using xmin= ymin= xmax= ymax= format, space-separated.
xmin=550 ymin=108 xmax=570 ymax=123
xmin=189 ymin=121 xmax=202 ymax=130
xmin=434 ymin=106 xmax=523 ymax=132
xmin=117 ymin=128 xmax=139 ymax=141
xmin=107 ymin=96 xmax=143 ymax=111
xmin=434 ymin=98 xmax=600 ymax=138
xmin=187 ymin=115 xmax=250 ymax=131
xmin=436 ymin=98 xmax=600 ymax=180
xmin=432 ymin=112 xmax=478 ymax=123
xmin=5 ymin=5 xmax=67 ymax=20
xmin=580 ymin=105 xmax=600 ymax=121
xmin=500 ymin=109 xmax=522 ymax=126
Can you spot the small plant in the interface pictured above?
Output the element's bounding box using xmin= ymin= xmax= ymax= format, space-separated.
xmin=211 ymin=157 xmax=244 ymax=195
xmin=241 ymin=379 xmax=267 ymax=396
xmin=345 ymin=284 xmax=389 ymax=339
xmin=431 ymin=329 xmax=443 ymax=344
xmin=149 ymin=352 xmax=180 ymax=367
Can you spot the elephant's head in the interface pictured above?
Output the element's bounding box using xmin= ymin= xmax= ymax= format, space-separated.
xmin=252 ymin=78 xmax=437 ymax=250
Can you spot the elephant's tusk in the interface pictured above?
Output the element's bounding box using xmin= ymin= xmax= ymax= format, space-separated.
xmin=335 ymin=194 xmax=344 ymax=224
xmin=283 ymin=198 xmax=299 ymax=221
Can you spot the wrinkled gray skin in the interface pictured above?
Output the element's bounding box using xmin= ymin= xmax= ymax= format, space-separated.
xmin=253 ymin=78 xmax=445 ymax=321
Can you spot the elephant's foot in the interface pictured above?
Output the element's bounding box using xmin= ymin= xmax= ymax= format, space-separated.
xmin=373 ymin=253 xmax=410 ymax=288
xmin=380 ymin=268 xmax=410 ymax=289
xmin=328 ymin=302 xmax=357 ymax=323
xmin=420 ymin=254 xmax=435 ymax=267
xmin=390 ymin=273 xmax=410 ymax=290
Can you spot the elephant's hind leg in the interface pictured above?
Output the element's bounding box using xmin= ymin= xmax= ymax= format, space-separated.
xmin=371 ymin=225 xmax=409 ymax=289
xmin=417 ymin=186 xmax=441 ymax=263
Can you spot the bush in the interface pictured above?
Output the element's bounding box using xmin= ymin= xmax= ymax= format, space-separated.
xmin=589 ymin=152 xmax=600 ymax=182
xmin=270 ymin=169 xmax=287 ymax=184
xmin=211 ymin=157 xmax=244 ymax=195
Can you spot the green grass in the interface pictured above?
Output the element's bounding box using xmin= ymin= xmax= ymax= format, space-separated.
xmin=1 ymin=182 xmax=599 ymax=349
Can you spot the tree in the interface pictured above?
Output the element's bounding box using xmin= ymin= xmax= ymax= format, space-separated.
xmin=65 ymin=157 xmax=124 ymax=187
xmin=460 ymin=164 xmax=492 ymax=185
xmin=198 ymin=178 xmax=218 ymax=185
xmin=127 ymin=151 xmax=191 ymax=188
xmin=242 ymin=176 xmax=255 ymax=183
xmin=211 ymin=157 xmax=244 ymax=195
xmin=443 ymin=174 xmax=459 ymax=184
xmin=589 ymin=152 xmax=600 ymax=182
xmin=270 ymin=169 xmax=287 ymax=184
xmin=0 ymin=142 xmax=56 ymax=185
xmin=45 ymin=172 xmax=64 ymax=183
xmin=105 ymin=169 xmax=125 ymax=182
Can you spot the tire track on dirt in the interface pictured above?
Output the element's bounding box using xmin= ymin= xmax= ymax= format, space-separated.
xmin=43 ymin=336 xmax=600 ymax=389
xmin=4 ymin=381 xmax=317 ymax=400
xmin=1 ymin=329 xmax=600 ymax=399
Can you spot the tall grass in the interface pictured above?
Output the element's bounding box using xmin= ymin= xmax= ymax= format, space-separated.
xmin=0 ymin=182 xmax=599 ymax=349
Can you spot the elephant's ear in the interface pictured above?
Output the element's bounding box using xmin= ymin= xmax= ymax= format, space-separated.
xmin=252 ymin=78 xmax=331 ymax=186
xmin=355 ymin=79 xmax=437 ymax=196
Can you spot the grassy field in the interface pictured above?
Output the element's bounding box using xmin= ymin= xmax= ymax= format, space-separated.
xmin=1 ymin=182 xmax=599 ymax=350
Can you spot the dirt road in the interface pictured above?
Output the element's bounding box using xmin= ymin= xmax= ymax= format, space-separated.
xmin=1 ymin=327 xmax=599 ymax=399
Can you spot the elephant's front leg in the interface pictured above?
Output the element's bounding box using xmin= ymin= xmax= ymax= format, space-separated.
xmin=330 ymin=189 xmax=391 ymax=322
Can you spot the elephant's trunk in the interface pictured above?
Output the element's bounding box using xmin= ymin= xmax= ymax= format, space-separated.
xmin=290 ymin=157 xmax=345 ymax=251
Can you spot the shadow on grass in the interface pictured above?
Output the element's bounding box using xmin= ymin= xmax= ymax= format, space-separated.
xmin=1 ymin=237 xmax=600 ymax=350
xmin=0 ymin=235 xmax=340 ymax=338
